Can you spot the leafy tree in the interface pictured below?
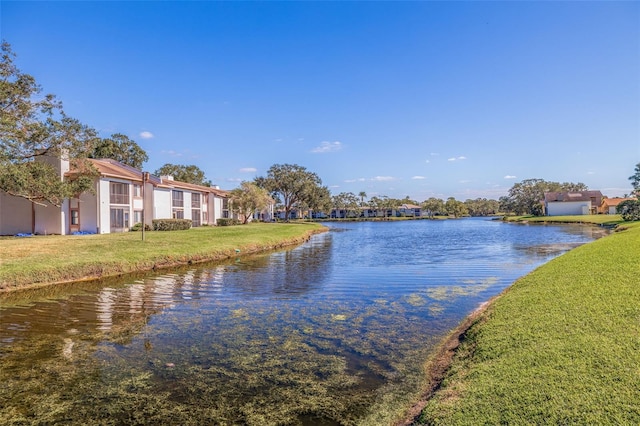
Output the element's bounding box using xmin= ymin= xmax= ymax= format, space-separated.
xmin=0 ymin=41 xmax=97 ymax=206
xmin=616 ymin=199 xmax=640 ymax=221
xmin=91 ymin=133 xmax=148 ymax=169
xmin=154 ymin=163 xmax=211 ymax=186
xmin=505 ymin=178 xmax=588 ymax=216
xmin=464 ymin=198 xmax=500 ymax=217
xmin=629 ymin=163 xmax=640 ymax=197
xmin=358 ymin=191 xmax=367 ymax=207
xmin=256 ymin=163 xmax=323 ymax=221
xmin=422 ymin=197 xmax=445 ymax=218
xmin=445 ymin=197 xmax=468 ymax=218
xmin=299 ymin=185 xmax=332 ymax=219
xmin=229 ymin=181 xmax=271 ymax=224
xmin=332 ymin=191 xmax=360 ymax=218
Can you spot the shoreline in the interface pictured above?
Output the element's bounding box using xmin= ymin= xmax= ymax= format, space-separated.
xmin=401 ymin=220 xmax=639 ymax=424
xmin=0 ymin=223 xmax=327 ymax=294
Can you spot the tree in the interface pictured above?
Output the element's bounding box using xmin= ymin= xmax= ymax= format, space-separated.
xmin=154 ymin=163 xmax=211 ymax=186
xmin=464 ymin=198 xmax=500 ymax=217
xmin=422 ymin=197 xmax=445 ymax=218
xmin=1 ymin=41 xmax=97 ymax=206
xmin=358 ymin=191 xmax=367 ymax=207
xmin=616 ymin=199 xmax=640 ymax=221
xmin=445 ymin=197 xmax=468 ymax=218
xmin=229 ymin=181 xmax=271 ymax=224
xmin=629 ymin=163 xmax=640 ymax=197
xmin=255 ymin=163 xmax=323 ymax=221
xmin=91 ymin=133 xmax=148 ymax=169
xmin=299 ymin=185 xmax=332 ymax=219
xmin=505 ymin=178 xmax=588 ymax=216
xmin=332 ymin=192 xmax=360 ymax=218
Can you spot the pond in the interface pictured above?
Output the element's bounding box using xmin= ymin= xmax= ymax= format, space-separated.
xmin=0 ymin=219 xmax=608 ymax=425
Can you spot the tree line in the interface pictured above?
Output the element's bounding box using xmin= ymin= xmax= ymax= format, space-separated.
xmin=2 ymin=41 xmax=638 ymax=222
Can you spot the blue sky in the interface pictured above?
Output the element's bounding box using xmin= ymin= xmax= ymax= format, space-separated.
xmin=3 ymin=1 xmax=639 ymax=200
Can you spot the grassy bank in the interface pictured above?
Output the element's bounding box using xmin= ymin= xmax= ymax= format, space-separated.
xmin=0 ymin=222 xmax=326 ymax=292
xmin=504 ymin=214 xmax=624 ymax=226
xmin=417 ymin=221 xmax=640 ymax=424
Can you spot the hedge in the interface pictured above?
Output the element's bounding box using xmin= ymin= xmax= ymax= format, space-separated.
xmin=152 ymin=219 xmax=192 ymax=231
xmin=216 ymin=218 xmax=241 ymax=226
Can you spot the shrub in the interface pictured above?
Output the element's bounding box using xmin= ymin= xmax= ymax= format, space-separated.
xmin=616 ymin=199 xmax=640 ymax=221
xmin=152 ymin=219 xmax=192 ymax=231
xmin=130 ymin=222 xmax=152 ymax=232
xmin=216 ymin=218 xmax=241 ymax=226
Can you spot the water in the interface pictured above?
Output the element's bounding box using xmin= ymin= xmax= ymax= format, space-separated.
xmin=0 ymin=219 xmax=607 ymax=425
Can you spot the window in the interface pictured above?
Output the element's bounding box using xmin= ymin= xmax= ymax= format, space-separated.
xmin=133 ymin=211 xmax=142 ymax=224
xmin=202 ymin=211 xmax=208 ymax=224
xmin=192 ymin=209 xmax=201 ymax=227
xmin=191 ymin=193 xmax=201 ymax=208
xmin=172 ymin=190 xmax=184 ymax=207
xmin=110 ymin=208 xmax=129 ymax=230
xmin=110 ymin=182 xmax=129 ymax=205
xmin=173 ymin=209 xmax=184 ymax=219
xmin=70 ymin=209 xmax=79 ymax=225
xmin=133 ymin=184 xmax=142 ymax=197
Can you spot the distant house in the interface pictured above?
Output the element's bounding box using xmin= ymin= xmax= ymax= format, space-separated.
xmin=544 ymin=191 xmax=603 ymax=216
xmin=398 ymin=203 xmax=422 ymax=217
xmin=0 ymin=156 xmax=232 ymax=235
xmin=600 ymin=197 xmax=636 ymax=215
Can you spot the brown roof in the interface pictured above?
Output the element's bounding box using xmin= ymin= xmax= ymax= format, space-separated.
xmin=544 ymin=190 xmax=603 ymax=203
xmin=161 ymin=178 xmax=229 ymax=197
xmin=75 ymin=159 xmax=228 ymax=196
xmin=601 ymin=197 xmax=635 ymax=207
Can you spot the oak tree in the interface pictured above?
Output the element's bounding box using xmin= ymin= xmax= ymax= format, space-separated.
xmin=0 ymin=41 xmax=97 ymax=206
xmin=154 ymin=163 xmax=211 ymax=186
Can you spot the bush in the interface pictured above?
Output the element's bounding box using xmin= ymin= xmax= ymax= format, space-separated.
xmin=130 ymin=222 xmax=152 ymax=232
xmin=216 ymin=218 xmax=241 ymax=226
xmin=617 ymin=199 xmax=640 ymax=221
xmin=152 ymin=219 xmax=192 ymax=231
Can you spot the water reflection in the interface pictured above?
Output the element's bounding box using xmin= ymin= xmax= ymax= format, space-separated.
xmin=0 ymin=219 xmax=605 ymax=425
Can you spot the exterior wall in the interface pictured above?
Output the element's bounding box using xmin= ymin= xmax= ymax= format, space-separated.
xmin=212 ymin=196 xmax=223 ymax=224
xmin=34 ymin=202 xmax=64 ymax=235
xmin=546 ymin=201 xmax=591 ymax=216
xmin=0 ymin=192 xmax=33 ymax=235
xmin=76 ymin=192 xmax=99 ymax=233
xmin=153 ymin=188 xmax=172 ymax=219
xmin=97 ymin=179 xmax=111 ymax=233
xmin=143 ymin=182 xmax=155 ymax=227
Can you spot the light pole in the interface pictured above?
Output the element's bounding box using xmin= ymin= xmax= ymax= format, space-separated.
xmin=141 ymin=171 xmax=149 ymax=241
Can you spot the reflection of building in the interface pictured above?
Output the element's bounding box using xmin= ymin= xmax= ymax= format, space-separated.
xmin=0 ymin=156 xmax=232 ymax=235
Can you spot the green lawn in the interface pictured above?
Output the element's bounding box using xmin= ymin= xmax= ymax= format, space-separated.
xmin=0 ymin=222 xmax=325 ymax=291
xmin=418 ymin=221 xmax=640 ymax=424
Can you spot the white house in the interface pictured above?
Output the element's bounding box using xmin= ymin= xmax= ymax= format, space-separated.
xmin=0 ymin=157 xmax=231 ymax=235
xmin=544 ymin=191 xmax=603 ymax=216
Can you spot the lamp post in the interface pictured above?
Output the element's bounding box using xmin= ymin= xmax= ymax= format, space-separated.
xmin=142 ymin=171 xmax=149 ymax=241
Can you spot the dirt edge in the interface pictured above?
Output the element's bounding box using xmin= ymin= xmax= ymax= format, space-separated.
xmin=395 ymin=299 xmax=493 ymax=426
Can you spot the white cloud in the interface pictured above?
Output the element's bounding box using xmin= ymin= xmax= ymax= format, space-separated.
xmin=239 ymin=167 xmax=257 ymax=173
xmin=587 ymin=171 xmax=595 ymax=175
xmin=412 ymin=176 xmax=426 ymax=180
xmin=139 ymin=131 xmax=154 ymax=139
xmin=311 ymin=141 xmax=342 ymax=153
xmin=448 ymin=156 xmax=467 ymax=162
xmin=226 ymin=177 xmax=242 ymax=182
xmin=504 ymin=175 xmax=517 ymax=179
xmin=425 ymin=159 xmax=431 ymax=164
xmin=161 ymin=150 xmax=183 ymax=157
xmin=430 ymin=152 xmax=439 ymax=156
xmin=372 ymin=176 xmax=395 ymax=181
xmin=345 ymin=179 xmax=357 ymax=183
